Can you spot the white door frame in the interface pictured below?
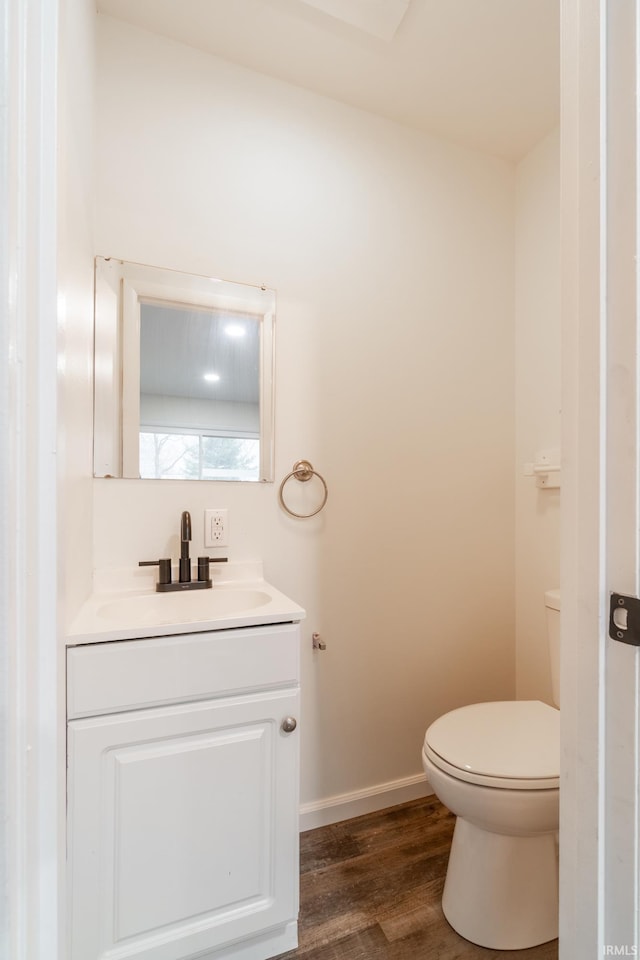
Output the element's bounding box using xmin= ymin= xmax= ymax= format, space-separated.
xmin=562 ymin=0 xmax=640 ymax=954
xmin=0 ymin=1 xmax=63 ymax=957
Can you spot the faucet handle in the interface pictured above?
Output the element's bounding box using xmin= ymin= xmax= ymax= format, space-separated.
xmin=196 ymin=556 xmax=229 ymax=583
xmin=138 ymin=558 xmax=172 ymax=585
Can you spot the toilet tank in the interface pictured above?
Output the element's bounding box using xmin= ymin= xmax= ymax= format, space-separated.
xmin=545 ymin=589 xmax=561 ymax=707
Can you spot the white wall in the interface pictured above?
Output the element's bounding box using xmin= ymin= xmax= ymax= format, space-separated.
xmin=140 ymin=395 xmax=259 ymax=434
xmin=92 ymin=14 xmax=516 ymax=817
xmin=514 ymin=129 xmax=561 ymax=703
xmin=56 ymin=0 xmax=95 ymax=950
xmin=58 ymin=0 xmax=96 ymax=624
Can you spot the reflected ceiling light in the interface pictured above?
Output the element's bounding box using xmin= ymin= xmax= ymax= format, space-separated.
xmin=203 ymin=372 xmax=220 ymax=382
xmin=225 ymin=323 xmax=246 ymax=337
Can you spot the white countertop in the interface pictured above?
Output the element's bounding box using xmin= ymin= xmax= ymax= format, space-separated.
xmin=66 ymin=561 xmax=306 ymax=645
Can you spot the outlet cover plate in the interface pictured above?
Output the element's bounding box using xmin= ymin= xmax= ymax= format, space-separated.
xmin=204 ymin=508 xmax=228 ymax=548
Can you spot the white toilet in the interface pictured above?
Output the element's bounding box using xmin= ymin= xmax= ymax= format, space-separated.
xmin=422 ymin=589 xmax=561 ymax=950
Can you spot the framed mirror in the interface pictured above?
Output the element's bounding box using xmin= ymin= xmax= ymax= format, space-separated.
xmin=93 ymin=257 xmax=275 ymax=481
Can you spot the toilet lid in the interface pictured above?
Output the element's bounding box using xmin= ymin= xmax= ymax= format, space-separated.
xmin=424 ymin=701 xmax=560 ymax=787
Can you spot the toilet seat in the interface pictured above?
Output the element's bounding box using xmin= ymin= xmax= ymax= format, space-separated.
xmin=424 ymin=700 xmax=560 ymax=790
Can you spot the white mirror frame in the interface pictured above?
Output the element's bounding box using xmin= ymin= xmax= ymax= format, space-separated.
xmin=93 ymin=257 xmax=275 ymax=481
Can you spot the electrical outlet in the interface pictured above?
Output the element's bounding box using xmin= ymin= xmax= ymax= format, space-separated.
xmin=204 ymin=509 xmax=228 ymax=548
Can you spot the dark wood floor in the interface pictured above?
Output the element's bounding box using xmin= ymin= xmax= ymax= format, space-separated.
xmin=279 ymin=796 xmax=559 ymax=960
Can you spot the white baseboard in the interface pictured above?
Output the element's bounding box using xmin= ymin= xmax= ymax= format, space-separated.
xmin=299 ymin=773 xmax=434 ymax=833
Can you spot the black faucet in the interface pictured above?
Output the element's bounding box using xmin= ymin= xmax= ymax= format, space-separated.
xmin=139 ymin=510 xmax=228 ymax=592
xmin=179 ymin=510 xmax=192 ymax=583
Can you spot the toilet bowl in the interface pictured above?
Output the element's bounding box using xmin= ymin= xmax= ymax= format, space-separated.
xmin=422 ymin=590 xmax=561 ymax=950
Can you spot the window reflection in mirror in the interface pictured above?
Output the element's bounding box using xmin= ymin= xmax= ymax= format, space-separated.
xmin=93 ymin=258 xmax=275 ymax=481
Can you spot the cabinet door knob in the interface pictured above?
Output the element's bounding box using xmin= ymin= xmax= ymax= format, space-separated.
xmin=281 ymin=717 xmax=297 ymax=733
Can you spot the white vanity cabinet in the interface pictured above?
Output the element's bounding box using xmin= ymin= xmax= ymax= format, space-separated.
xmin=66 ymin=622 xmax=301 ymax=960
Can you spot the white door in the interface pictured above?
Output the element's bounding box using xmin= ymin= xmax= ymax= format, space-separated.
xmin=562 ymin=0 xmax=640 ymax=954
xmin=1 ymin=1 xmax=61 ymax=957
xmin=67 ymin=689 xmax=299 ymax=960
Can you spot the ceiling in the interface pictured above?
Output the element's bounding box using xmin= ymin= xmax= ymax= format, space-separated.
xmin=96 ymin=0 xmax=559 ymax=162
xmin=140 ymin=304 xmax=260 ymax=405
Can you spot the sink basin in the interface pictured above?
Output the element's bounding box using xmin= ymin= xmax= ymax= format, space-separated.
xmin=66 ymin=569 xmax=306 ymax=645
xmin=96 ymin=588 xmax=273 ymax=625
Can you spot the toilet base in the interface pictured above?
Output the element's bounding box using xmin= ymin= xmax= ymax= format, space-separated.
xmin=442 ymin=816 xmax=558 ymax=950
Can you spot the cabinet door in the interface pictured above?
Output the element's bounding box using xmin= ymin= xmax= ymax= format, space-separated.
xmin=67 ymin=688 xmax=299 ymax=960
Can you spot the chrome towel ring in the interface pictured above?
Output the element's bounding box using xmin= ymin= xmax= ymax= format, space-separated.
xmin=278 ymin=460 xmax=328 ymax=519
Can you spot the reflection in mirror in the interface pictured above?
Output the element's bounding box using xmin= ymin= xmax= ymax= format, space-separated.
xmin=139 ymin=303 xmax=261 ymax=480
xmin=93 ymin=258 xmax=275 ymax=481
